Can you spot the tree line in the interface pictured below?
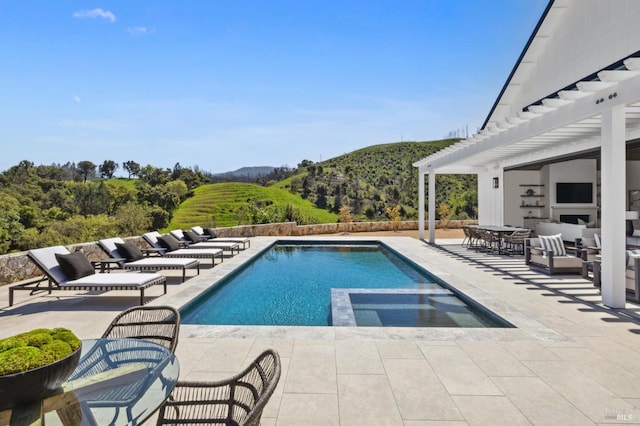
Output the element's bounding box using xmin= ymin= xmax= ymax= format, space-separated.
xmin=0 ymin=160 xmax=210 ymax=254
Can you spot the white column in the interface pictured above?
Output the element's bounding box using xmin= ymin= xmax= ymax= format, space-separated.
xmin=477 ymin=172 xmax=492 ymax=225
xmin=601 ymin=104 xmax=626 ymax=308
xmin=428 ymin=171 xmax=436 ymax=243
xmin=418 ymin=168 xmax=425 ymax=240
xmin=497 ymin=167 xmax=505 ymax=225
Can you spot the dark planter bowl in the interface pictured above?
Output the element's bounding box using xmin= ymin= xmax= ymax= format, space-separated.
xmin=0 ymin=344 xmax=82 ymax=410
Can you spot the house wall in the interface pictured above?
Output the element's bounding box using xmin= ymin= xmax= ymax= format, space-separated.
xmin=503 ymin=159 xmax=598 ymax=227
xmin=503 ymin=170 xmax=544 ymax=227
xmin=478 ymin=172 xmax=502 ymax=225
xmin=509 ymin=0 xmax=640 ymax=117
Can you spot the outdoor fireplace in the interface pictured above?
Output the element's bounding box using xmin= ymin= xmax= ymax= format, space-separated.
xmin=559 ymin=214 xmax=590 ymax=224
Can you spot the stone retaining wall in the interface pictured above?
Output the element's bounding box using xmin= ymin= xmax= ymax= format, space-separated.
xmin=0 ymin=220 xmax=474 ymax=285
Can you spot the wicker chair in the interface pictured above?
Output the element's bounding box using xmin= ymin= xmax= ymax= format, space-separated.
xmin=156 ymin=349 xmax=281 ymax=426
xmin=102 ymin=305 xmax=181 ymax=353
xmin=502 ymin=229 xmax=531 ymax=255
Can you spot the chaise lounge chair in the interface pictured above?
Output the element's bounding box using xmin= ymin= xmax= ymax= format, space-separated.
xmin=190 ymin=226 xmax=250 ymax=249
xmin=168 ymin=229 xmax=241 ymax=255
xmin=98 ymin=237 xmax=200 ymax=282
xmin=10 ymin=246 xmax=166 ymax=306
xmin=142 ymin=232 xmax=224 ymax=266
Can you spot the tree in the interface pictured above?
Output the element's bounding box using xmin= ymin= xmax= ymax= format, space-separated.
xmin=76 ymin=161 xmax=97 ymax=182
xmin=171 ymin=162 xmax=182 ymax=180
xmin=98 ymin=160 xmax=119 ymax=179
xmin=0 ymin=160 xmax=35 ymax=186
xmin=437 ymin=202 xmax=453 ymax=229
xmin=139 ymin=165 xmax=170 ymax=186
xmin=122 ymin=161 xmax=141 ymax=179
xmin=0 ymin=194 xmax=25 ymax=253
xmin=115 ymin=202 xmax=152 ymax=236
xmin=338 ymin=205 xmax=353 ymax=233
xmin=386 ymin=205 xmax=402 ymax=231
xmin=71 ymin=181 xmax=111 ymax=216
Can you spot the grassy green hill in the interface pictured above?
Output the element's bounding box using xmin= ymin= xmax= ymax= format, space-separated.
xmin=167 ymin=182 xmax=338 ymax=230
xmin=168 ymin=138 xmax=477 ymax=230
xmin=272 ymin=139 xmax=477 ymax=220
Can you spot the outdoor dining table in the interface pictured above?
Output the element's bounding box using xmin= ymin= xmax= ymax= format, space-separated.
xmin=466 ymin=225 xmax=530 ymax=254
xmin=0 ymin=338 xmax=180 ymax=426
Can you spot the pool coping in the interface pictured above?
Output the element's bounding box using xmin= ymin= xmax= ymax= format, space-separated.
xmin=154 ymin=236 xmax=569 ymax=342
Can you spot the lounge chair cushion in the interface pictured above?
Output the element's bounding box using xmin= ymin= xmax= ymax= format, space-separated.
xmin=115 ymin=241 xmax=144 ymax=262
xmin=55 ymin=251 xmax=95 ymax=280
xmin=157 ymin=235 xmax=180 ymax=252
xmin=539 ymin=234 xmax=565 ymax=256
xmin=184 ymin=230 xmax=204 ymax=243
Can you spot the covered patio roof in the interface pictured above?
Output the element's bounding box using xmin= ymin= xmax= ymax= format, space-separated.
xmin=412 ymin=0 xmax=640 ymax=309
xmin=413 ymin=56 xmax=640 ymax=175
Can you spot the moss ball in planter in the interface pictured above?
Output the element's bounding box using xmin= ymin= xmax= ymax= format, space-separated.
xmin=0 ymin=328 xmax=82 ymax=409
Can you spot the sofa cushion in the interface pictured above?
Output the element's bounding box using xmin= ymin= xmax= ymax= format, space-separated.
xmin=626 ymin=249 xmax=640 ymax=268
xmin=577 ymin=218 xmax=597 ymax=228
xmin=539 ymin=234 xmax=566 ymax=256
xmin=115 ymin=241 xmax=144 ymax=262
xmin=594 ymin=233 xmax=601 ymax=248
xmin=55 ymin=251 xmax=96 ymax=280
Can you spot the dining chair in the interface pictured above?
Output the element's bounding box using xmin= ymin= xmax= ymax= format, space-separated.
xmin=156 ymin=349 xmax=281 ymax=426
xmin=502 ymin=229 xmax=531 ymax=255
xmin=101 ymin=305 xmax=181 ymax=353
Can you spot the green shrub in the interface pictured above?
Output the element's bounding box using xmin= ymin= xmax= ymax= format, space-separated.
xmin=0 ymin=328 xmax=80 ymax=376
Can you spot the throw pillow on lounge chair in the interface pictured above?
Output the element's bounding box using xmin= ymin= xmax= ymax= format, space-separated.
xmin=55 ymin=251 xmax=95 ymax=280
xmin=115 ymin=242 xmax=144 ymax=262
xmin=157 ymin=235 xmax=180 ymax=252
xmin=539 ymin=234 xmax=566 ymax=256
xmin=203 ymin=228 xmax=218 ymax=238
xmin=184 ymin=230 xmax=205 ymax=243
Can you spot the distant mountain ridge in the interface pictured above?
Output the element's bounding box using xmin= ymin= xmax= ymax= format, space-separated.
xmin=215 ymin=166 xmax=275 ymax=178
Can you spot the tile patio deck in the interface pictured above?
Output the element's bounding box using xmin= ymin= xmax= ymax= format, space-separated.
xmin=1 ymin=236 xmax=640 ymax=425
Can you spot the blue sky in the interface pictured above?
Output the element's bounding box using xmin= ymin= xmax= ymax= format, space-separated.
xmin=0 ymin=1 xmax=547 ymax=175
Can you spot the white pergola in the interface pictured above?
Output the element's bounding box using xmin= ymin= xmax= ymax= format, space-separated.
xmin=414 ymin=58 xmax=640 ymax=309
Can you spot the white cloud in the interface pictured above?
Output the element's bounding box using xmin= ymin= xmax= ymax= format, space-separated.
xmin=127 ymin=26 xmax=153 ymax=36
xmin=73 ymin=9 xmax=116 ymax=23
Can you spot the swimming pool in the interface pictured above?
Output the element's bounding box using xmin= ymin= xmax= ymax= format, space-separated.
xmin=181 ymin=241 xmax=512 ymax=327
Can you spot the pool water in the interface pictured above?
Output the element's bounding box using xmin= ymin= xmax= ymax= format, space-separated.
xmin=181 ymin=242 xmax=510 ymax=327
xmin=348 ymin=292 xmax=502 ymax=327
